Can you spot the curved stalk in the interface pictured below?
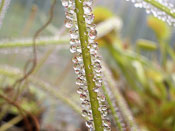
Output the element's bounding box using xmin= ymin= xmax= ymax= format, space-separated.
xmin=0 ymin=66 xmax=82 ymax=117
xmin=74 ymin=0 xmax=103 ymax=130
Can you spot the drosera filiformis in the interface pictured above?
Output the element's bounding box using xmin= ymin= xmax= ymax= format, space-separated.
xmin=60 ymin=0 xmax=111 ymax=130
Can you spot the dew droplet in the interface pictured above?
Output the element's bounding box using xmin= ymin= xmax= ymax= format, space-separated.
xmin=83 ymin=5 xmax=92 ymax=14
xmin=82 ymin=109 xmax=88 ymax=117
xmin=76 ymin=53 xmax=83 ymax=62
xmin=76 ymin=77 xmax=85 ymax=86
xmin=82 ymin=99 xmax=90 ymax=109
xmin=85 ymin=120 xmax=93 ymax=129
xmin=61 ymin=0 xmax=69 ymax=8
xmin=70 ymin=28 xmax=79 ymax=39
xmin=104 ymin=125 xmax=111 ymax=131
xmin=70 ymin=39 xmax=76 ymax=45
xmin=77 ymin=87 xmax=84 ymax=94
xmin=76 ymin=45 xmax=82 ymax=53
xmin=93 ymin=87 xmax=99 ymax=93
xmin=85 ymin=13 xmax=94 ymax=24
xmin=80 ymin=93 xmax=87 ymax=101
xmin=65 ymin=11 xmax=74 ymax=20
xmin=64 ymin=18 xmax=73 ymax=28
xmin=70 ymin=45 xmax=77 ymax=53
xmin=103 ymin=119 xmax=111 ymax=127
xmin=84 ymin=0 xmax=93 ymax=6
xmin=89 ymin=29 xmax=97 ymax=40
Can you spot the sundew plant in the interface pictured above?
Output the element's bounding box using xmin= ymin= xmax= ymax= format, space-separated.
xmin=0 ymin=0 xmax=175 ymax=131
xmin=60 ymin=0 xmax=175 ymax=130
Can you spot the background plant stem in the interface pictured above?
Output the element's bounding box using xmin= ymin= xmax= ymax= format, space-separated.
xmin=102 ymin=85 xmax=124 ymax=131
xmin=143 ymin=0 xmax=175 ymax=18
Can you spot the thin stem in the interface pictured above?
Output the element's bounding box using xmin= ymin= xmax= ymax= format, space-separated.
xmin=0 ymin=115 xmax=23 ymax=131
xmin=159 ymin=39 xmax=167 ymax=70
xmin=102 ymin=85 xmax=124 ymax=131
xmin=0 ymin=37 xmax=69 ymax=48
xmin=75 ymin=0 xmax=103 ymax=130
xmin=103 ymin=64 xmax=138 ymax=131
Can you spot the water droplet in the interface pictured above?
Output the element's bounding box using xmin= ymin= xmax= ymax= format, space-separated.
xmin=99 ymin=105 xmax=107 ymax=111
xmin=76 ymin=45 xmax=82 ymax=53
xmin=82 ymin=99 xmax=90 ymax=109
xmin=90 ymin=48 xmax=97 ymax=55
xmin=82 ymin=109 xmax=88 ymax=117
xmin=88 ymin=24 xmax=96 ymax=30
xmin=70 ymin=28 xmax=79 ymax=39
xmin=80 ymin=93 xmax=87 ymax=101
xmin=102 ymin=110 xmax=108 ymax=117
xmin=93 ymin=87 xmax=99 ymax=93
xmin=89 ymin=29 xmax=97 ymax=40
xmin=85 ymin=13 xmax=94 ymax=24
xmin=76 ymin=53 xmax=83 ymax=62
xmin=72 ymin=55 xmax=78 ymax=63
xmin=84 ymin=0 xmax=93 ymax=6
xmin=76 ymin=77 xmax=84 ymax=86
xmin=77 ymin=87 xmax=84 ymax=94
xmin=103 ymin=119 xmax=111 ymax=127
xmin=73 ymin=63 xmax=81 ymax=70
xmin=104 ymin=125 xmax=111 ymax=131
xmin=65 ymin=11 xmax=74 ymax=20
xmin=70 ymin=39 xmax=76 ymax=45
xmin=61 ymin=0 xmax=69 ymax=8
xmin=98 ymin=95 xmax=106 ymax=102
xmin=70 ymin=45 xmax=77 ymax=53
xmin=83 ymin=5 xmax=92 ymax=14
xmin=64 ymin=18 xmax=73 ymax=28
xmin=85 ymin=120 xmax=93 ymax=129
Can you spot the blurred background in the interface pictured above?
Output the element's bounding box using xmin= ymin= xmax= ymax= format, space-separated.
xmin=0 ymin=0 xmax=175 ymax=131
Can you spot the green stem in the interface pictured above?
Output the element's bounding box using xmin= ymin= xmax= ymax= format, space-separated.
xmin=0 ymin=37 xmax=69 ymax=48
xmin=167 ymin=47 xmax=175 ymax=62
xmin=143 ymin=0 xmax=175 ymax=19
xmin=158 ymin=39 xmax=167 ymax=70
xmin=75 ymin=0 xmax=103 ymax=130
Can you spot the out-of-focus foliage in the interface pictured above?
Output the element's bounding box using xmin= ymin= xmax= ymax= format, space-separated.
xmin=147 ymin=16 xmax=171 ymax=41
xmin=94 ymin=7 xmax=175 ymax=131
xmin=136 ymin=39 xmax=157 ymax=51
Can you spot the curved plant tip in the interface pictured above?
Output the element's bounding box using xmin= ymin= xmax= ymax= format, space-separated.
xmin=125 ymin=0 xmax=175 ymax=26
xmin=61 ymin=0 xmax=111 ymax=130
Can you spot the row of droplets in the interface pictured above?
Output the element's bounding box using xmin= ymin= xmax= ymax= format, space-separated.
xmin=0 ymin=0 xmax=11 ymax=29
xmin=61 ymin=0 xmax=111 ymax=130
xmin=126 ymin=0 xmax=175 ymax=26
